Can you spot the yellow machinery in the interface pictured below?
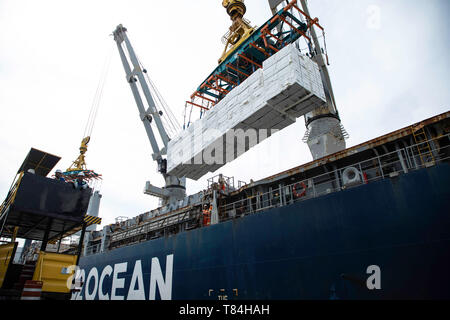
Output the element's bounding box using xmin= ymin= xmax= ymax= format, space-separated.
xmin=66 ymin=136 xmax=91 ymax=173
xmin=0 ymin=243 xmax=78 ymax=296
xmin=219 ymin=0 xmax=255 ymax=63
xmin=0 ymin=243 xmax=17 ymax=288
xmin=32 ymin=251 xmax=77 ymax=293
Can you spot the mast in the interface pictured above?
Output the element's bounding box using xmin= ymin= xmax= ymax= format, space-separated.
xmin=299 ymin=0 xmax=336 ymax=114
xmin=298 ymin=0 xmax=348 ymax=160
xmin=113 ymin=25 xmax=186 ymax=205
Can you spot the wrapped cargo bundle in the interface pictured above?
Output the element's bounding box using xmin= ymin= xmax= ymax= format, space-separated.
xmin=168 ymin=43 xmax=326 ymax=180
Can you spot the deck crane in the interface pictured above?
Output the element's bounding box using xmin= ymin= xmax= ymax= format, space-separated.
xmin=269 ymin=0 xmax=348 ymax=159
xmin=112 ymin=25 xmax=186 ymax=206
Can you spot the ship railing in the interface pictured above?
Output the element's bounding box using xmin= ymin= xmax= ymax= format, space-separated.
xmin=207 ymin=174 xmax=235 ymax=191
xmin=88 ymin=134 xmax=448 ymax=250
xmin=0 ymin=172 xmax=25 ymax=224
xmin=83 ymin=134 xmax=448 ymax=252
xmin=238 ymin=180 xmax=248 ymax=188
xmin=107 ymin=209 xmax=201 ymax=248
xmin=220 ymin=134 xmax=450 ymax=218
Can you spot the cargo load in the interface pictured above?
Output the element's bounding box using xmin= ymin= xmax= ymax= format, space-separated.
xmin=167 ymin=43 xmax=326 ymax=180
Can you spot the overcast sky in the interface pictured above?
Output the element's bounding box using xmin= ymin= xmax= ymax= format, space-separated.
xmin=1 ymin=0 xmax=449 ymax=229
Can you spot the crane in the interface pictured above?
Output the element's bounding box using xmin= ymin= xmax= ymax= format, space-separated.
xmin=112 ymin=25 xmax=186 ymax=205
xmin=112 ymin=0 xmax=346 ymax=205
xmin=66 ymin=136 xmax=90 ymax=173
xmin=268 ymin=0 xmax=348 ymax=159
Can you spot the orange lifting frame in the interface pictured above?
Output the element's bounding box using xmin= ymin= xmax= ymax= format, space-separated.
xmin=191 ymin=92 xmax=216 ymax=105
xmin=201 ymin=74 xmax=231 ymax=94
xmin=292 ymin=3 xmax=324 ymax=31
xmin=202 ymin=82 xmax=229 ymax=95
xmin=277 ymin=15 xmax=311 ymax=42
xmin=226 ymin=64 xmax=250 ymax=78
xmin=214 ymin=78 xmax=230 ymax=94
xmin=216 ymin=74 xmax=238 ymax=86
xmin=186 ymin=101 xmax=210 ymax=111
xmin=249 ymin=42 xmax=270 ymax=57
xmin=237 ymin=54 xmax=262 ymax=69
xmin=188 ymin=0 xmax=325 ymax=114
xmin=261 ymin=26 xmax=285 ymax=46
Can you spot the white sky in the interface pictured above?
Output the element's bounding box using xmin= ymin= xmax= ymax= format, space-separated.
xmin=1 ymin=0 xmax=449 ymax=229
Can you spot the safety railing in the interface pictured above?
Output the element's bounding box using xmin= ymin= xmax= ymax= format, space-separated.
xmin=219 ymin=135 xmax=450 ymax=219
xmin=0 ymin=173 xmax=24 ymax=219
xmin=207 ymin=174 xmax=236 ymax=191
xmin=0 ymin=172 xmax=25 ymax=237
xmin=238 ymin=180 xmax=248 ymax=188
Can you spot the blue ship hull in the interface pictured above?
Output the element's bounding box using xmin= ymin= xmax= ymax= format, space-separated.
xmin=75 ymin=163 xmax=450 ymax=300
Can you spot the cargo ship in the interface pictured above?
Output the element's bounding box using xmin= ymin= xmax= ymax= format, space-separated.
xmin=1 ymin=0 xmax=449 ymax=300
xmin=73 ymin=110 xmax=450 ymax=300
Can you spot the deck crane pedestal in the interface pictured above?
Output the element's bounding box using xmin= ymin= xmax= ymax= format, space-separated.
xmin=113 ymin=25 xmax=186 ymax=206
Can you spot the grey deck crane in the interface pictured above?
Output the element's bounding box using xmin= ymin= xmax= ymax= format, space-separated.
xmin=297 ymin=0 xmax=348 ymax=160
xmin=269 ymin=0 xmax=348 ymax=160
xmin=113 ymin=25 xmax=186 ymax=205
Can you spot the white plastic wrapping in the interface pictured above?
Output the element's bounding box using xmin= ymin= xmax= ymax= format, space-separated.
xmin=167 ymin=43 xmax=326 ymax=180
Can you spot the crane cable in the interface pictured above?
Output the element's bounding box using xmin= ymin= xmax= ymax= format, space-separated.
xmin=134 ymin=54 xmax=181 ymax=139
xmin=146 ymin=73 xmax=181 ymax=136
xmin=83 ymin=46 xmax=113 ymax=140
